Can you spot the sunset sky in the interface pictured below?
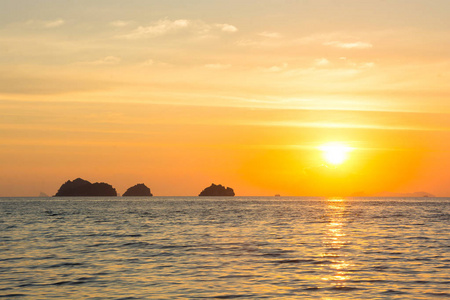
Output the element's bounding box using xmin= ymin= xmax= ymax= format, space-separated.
xmin=1 ymin=0 xmax=450 ymax=196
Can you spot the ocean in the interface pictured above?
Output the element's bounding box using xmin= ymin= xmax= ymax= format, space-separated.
xmin=1 ymin=197 xmax=449 ymax=299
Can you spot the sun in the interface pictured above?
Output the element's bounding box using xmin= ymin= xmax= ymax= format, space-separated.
xmin=319 ymin=142 xmax=352 ymax=165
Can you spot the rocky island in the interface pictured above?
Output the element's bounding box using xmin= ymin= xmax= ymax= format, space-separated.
xmin=199 ymin=183 xmax=235 ymax=196
xmin=54 ymin=178 xmax=117 ymax=197
xmin=123 ymin=183 xmax=153 ymax=197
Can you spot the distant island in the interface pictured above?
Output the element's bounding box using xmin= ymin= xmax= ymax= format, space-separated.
xmin=54 ymin=178 xmax=117 ymax=197
xmin=199 ymin=184 xmax=235 ymax=196
xmin=123 ymin=183 xmax=153 ymax=197
xmin=374 ymin=191 xmax=436 ymax=198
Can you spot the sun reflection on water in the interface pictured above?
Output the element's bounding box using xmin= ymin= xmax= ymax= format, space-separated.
xmin=321 ymin=198 xmax=352 ymax=287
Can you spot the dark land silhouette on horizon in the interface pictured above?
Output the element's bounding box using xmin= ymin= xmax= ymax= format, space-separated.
xmin=123 ymin=183 xmax=153 ymax=197
xmin=53 ymin=178 xmax=237 ymax=197
xmin=199 ymin=184 xmax=235 ymax=196
xmin=54 ymin=178 xmax=117 ymax=197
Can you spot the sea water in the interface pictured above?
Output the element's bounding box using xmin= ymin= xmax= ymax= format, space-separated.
xmin=0 ymin=197 xmax=449 ymax=299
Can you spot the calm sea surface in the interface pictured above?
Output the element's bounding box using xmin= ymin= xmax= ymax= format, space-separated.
xmin=0 ymin=197 xmax=449 ymax=299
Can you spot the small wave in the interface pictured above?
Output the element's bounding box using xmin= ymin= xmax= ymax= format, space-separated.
xmin=261 ymin=253 xmax=284 ymax=257
xmin=382 ymin=289 xmax=408 ymax=295
xmin=50 ymin=280 xmax=72 ymax=286
xmin=87 ymin=233 xmax=143 ymax=238
xmin=350 ymin=279 xmax=387 ymax=283
xmin=321 ymin=253 xmax=341 ymax=258
xmin=44 ymin=210 xmax=64 ymax=217
xmin=0 ymin=257 xmax=23 ymax=262
xmin=386 ymin=252 xmax=403 ymax=255
xmin=406 ymin=236 xmax=430 ymax=240
xmin=121 ymin=241 xmax=151 ymax=247
xmin=86 ymin=232 xmax=114 ymax=237
xmin=372 ymin=265 xmax=389 ymax=271
xmin=17 ymin=282 xmax=40 ymax=288
xmin=48 ymin=277 xmax=95 ymax=286
xmin=93 ymin=219 xmax=112 ymax=223
xmin=218 ymin=274 xmax=255 ymax=279
xmin=327 ymin=286 xmax=360 ymax=291
xmin=160 ymin=244 xmax=192 ymax=249
xmin=30 ymin=255 xmax=57 ymax=261
xmin=94 ymin=271 xmax=110 ymax=276
xmin=213 ymin=294 xmax=254 ymax=299
xmin=411 ymin=257 xmax=431 ymax=261
xmin=76 ymin=276 xmax=96 ymax=281
xmin=425 ymin=292 xmax=450 ymax=297
xmin=303 ymin=287 xmax=320 ymax=291
xmin=275 ymin=259 xmax=317 ymax=264
xmin=412 ymin=280 xmax=430 ymax=284
xmin=312 ymin=260 xmax=332 ymax=265
xmin=0 ymin=294 xmax=27 ymax=298
xmin=116 ymin=233 xmax=142 ymax=237
xmin=86 ymin=242 xmax=118 ymax=248
xmin=47 ymin=262 xmax=84 ymax=268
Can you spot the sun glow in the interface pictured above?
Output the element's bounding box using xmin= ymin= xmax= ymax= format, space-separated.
xmin=319 ymin=142 xmax=352 ymax=165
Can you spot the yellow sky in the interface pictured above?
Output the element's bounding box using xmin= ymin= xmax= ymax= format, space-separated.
xmin=1 ymin=0 xmax=450 ymax=196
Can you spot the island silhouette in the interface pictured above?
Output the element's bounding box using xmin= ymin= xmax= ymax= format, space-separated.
xmin=199 ymin=184 xmax=235 ymax=196
xmin=54 ymin=178 xmax=117 ymax=197
xmin=123 ymin=183 xmax=153 ymax=197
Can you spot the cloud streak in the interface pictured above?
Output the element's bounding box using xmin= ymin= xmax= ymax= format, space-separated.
xmin=263 ymin=63 xmax=288 ymax=72
xmin=22 ymin=18 xmax=65 ymax=29
xmin=43 ymin=19 xmax=65 ymax=28
xmin=119 ymin=19 xmax=238 ymax=39
xmin=324 ymin=41 xmax=373 ymax=49
xmin=78 ymin=56 xmax=122 ymax=65
xmin=258 ymin=31 xmax=281 ymax=38
xmin=216 ymin=24 xmax=238 ymax=33
xmin=314 ymin=58 xmax=330 ymax=66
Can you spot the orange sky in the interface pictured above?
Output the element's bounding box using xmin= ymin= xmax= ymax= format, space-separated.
xmin=1 ymin=0 xmax=450 ymax=196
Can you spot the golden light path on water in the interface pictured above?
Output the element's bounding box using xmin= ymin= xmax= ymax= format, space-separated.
xmin=322 ymin=198 xmax=352 ymax=288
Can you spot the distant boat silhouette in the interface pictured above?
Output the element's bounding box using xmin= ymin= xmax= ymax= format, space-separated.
xmin=275 ymin=194 xmax=281 ymax=197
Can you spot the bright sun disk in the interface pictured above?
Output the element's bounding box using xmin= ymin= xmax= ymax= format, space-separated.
xmin=319 ymin=142 xmax=352 ymax=165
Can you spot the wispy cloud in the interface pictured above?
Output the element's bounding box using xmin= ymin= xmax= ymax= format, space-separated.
xmin=120 ymin=19 xmax=189 ymax=39
xmin=140 ymin=59 xmax=170 ymax=67
xmin=263 ymin=63 xmax=288 ymax=72
xmin=79 ymin=56 xmax=122 ymax=65
xmin=44 ymin=19 xmax=65 ymax=28
xmin=23 ymin=18 xmax=65 ymax=28
xmin=358 ymin=62 xmax=375 ymax=68
xmin=142 ymin=59 xmax=154 ymax=66
xmin=216 ymin=24 xmax=238 ymax=33
xmin=258 ymin=31 xmax=281 ymax=38
xmin=118 ymin=19 xmax=238 ymax=39
xmin=323 ymin=41 xmax=373 ymax=49
xmin=314 ymin=58 xmax=330 ymax=67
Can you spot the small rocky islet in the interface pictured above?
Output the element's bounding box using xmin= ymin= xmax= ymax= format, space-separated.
xmin=198 ymin=183 xmax=235 ymax=196
xmin=54 ymin=178 xmax=117 ymax=197
xmin=123 ymin=183 xmax=153 ymax=197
